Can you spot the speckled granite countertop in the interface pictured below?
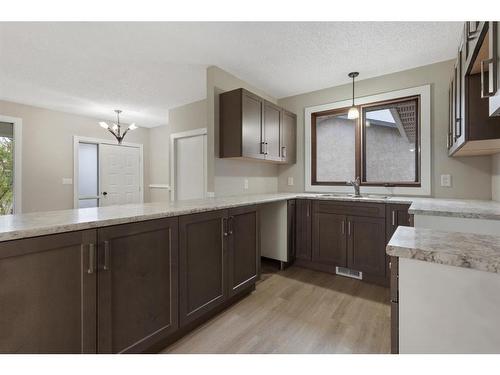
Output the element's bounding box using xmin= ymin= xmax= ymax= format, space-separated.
xmin=408 ymin=198 xmax=500 ymax=220
xmin=387 ymin=226 xmax=500 ymax=274
xmin=0 ymin=192 xmax=499 ymax=243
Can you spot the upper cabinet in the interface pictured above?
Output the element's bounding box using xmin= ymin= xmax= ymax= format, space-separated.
xmin=449 ymin=21 xmax=500 ymax=156
xmin=219 ymin=88 xmax=297 ymax=164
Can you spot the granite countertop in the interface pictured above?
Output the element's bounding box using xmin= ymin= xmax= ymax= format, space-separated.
xmin=387 ymin=226 xmax=500 ymax=274
xmin=1 ymin=191 xmax=499 ymax=243
xmin=408 ymin=198 xmax=500 ymax=220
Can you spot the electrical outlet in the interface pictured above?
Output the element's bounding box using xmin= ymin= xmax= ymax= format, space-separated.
xmin=244 ymin=178 xmax=249 ymax=190
xmin=287 ymin=176 xmax=294 ymax=186
xmin=440 ymin=174 xmax=452 ymax=187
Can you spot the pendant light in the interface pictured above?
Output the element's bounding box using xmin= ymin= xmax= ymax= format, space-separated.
xmin=99 ymin=110 xmax=138 ymax=144
xmin=347 ymin=72 xmax=360 ymax=120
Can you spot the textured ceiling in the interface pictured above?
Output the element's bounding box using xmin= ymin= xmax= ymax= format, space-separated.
xmin=0 ymin=22 xmax=462 ymax=127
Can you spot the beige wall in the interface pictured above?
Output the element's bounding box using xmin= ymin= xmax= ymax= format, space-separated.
xmin=492 ymin=153 xmax=500 ymax=201
xmin=148 ymin=99 xmax=207 ymax=202
xmin=277 ymin=60 xmax=493 ymax=199
xmin=0 ymin=100 xmax=151 ymax=213
xmin=207 ymin=66 xmax=279 ymax=196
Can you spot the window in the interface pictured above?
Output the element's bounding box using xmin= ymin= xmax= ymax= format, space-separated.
xmin=0 ymin=121 xmax=14 ymax=214
xmin=310 ymin=96 xmax=420 ymax=187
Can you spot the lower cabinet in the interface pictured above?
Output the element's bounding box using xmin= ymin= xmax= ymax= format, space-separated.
xmin=295 ymin=199 xmax=312 ymax=261
xmin=295 ymin=199 xmax=394 ymax=285
xmin=0 ymin=230 xmax=97 ymax=353
xmin=97 ymin=217 xmax=179 ymax=354
xmin=179 ymin=206 xmax=259 ymax=327
xmin=347 ymin=215 xmax=386 ymax=277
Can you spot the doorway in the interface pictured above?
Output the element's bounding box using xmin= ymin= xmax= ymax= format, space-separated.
xmin=73 ymin=136 xmax=143 ymax=208
xmin=170 ymin=128 xmax=207 ymax=201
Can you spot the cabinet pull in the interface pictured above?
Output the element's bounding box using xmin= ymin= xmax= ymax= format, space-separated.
xmin=306 ymin=203 xmax=310 ymax=217
xmin=341 ymin=220 xmax=345 ymax=235
xmin=87 ymin=243 xmax=95 ymax=274
xmin=392 ymin=211 xmax=396 ymax=227
xmin=347 ymin=221 xmax=351 ymax=236
xmin=103 ymin=240 xmax=110 ymax=271
xmin=228 ymin=216 xmax=234 ymax=235
xmin=260 ymin=141 xmax=265 ymax=155
xmin=281 ymin=146 xmax=287 ymax=158
xmin=481 ymin=58 xmax=497 ymax=98
xmin=222 ymin=218 xmax=228 ymax=237
xmin=265 ymin=142 xmax=269 ymax=155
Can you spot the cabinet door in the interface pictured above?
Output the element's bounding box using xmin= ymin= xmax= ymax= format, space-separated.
xmin=347 ymin=215 xmax=386 ymax=277
xmin=312 ymin=205 xmax=347 ymax=267
xmin=448 ymin=83 xmax=453 ymax=149
xmin=295 ymin=199 xmax=312 ymax=261
xmin=0 ymin=230 xmax=96 ymax=353
xmin=179 ymin=210 xmax=227 ymax=327
xmin=385 ymin=204 xmax=411 ymax=242
xmin=287 ymin=199 xmax=296 ymax=261
xmin=242 ymin=91 xmax=264 ymax=159
xmin=97 ymin=218 xmax=178 ymax=353
xmin=454 ymin=42 xmax=464 ymax=142
xmin=263 ymin=101 xmax=281 ymax=161
xmin=281 ymin=110 xmax=297 ymax=163
xmin=227 ymin=205 xmax=259 ymax=297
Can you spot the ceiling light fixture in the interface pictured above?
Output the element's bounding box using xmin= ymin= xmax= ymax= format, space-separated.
xmin=99 ymin=110 xmax=138 ymax=144
xmin=347 ymin=72 xmax=360 ymax=120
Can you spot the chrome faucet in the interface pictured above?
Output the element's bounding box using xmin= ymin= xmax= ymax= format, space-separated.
xmin=348 ymin=177 xmax=361 ymax=197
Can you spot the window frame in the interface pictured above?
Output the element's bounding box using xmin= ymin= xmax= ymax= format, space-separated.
xmin=304 ymin=84 xmax=431 ymax=196
xmin=360 ymin=95 xmax=421 ymax=187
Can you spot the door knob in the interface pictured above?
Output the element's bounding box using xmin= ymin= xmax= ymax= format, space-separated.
xmin=102 ymin=192 xmax=108 ymax=196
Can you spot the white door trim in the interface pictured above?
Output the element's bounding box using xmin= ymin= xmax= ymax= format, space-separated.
xmin=170 ymin=128 xmax=207 ymax=202
xmin=73 ymin=136 xmax=144 ymax=208
xmin=0 ymin=114 xmax=22 ymax=214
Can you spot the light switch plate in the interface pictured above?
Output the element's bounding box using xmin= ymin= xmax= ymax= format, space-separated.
xmin=62 ymin=178 xmax=73 ymax=185
xmin=287 ymin=176 xmax=294 ymax=186
xmin=244 ymin=178 xmax=249 ymax=190
xmin=440 ymin=174 xmax=452 ymax=187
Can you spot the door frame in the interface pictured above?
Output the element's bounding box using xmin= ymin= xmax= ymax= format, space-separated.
xmin=73 ymin=136 xmax=144 ymax=209
xmin=170 ymin=128 xmax=207 ymax=202
xmin=0 ymin=114 xmax=22 ymax=214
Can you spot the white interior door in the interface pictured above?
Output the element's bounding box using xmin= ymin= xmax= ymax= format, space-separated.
xmin=173 ymin=133 xmax=206 ymax=201
xmin=100 ymin=144 xmax=141 ymax=206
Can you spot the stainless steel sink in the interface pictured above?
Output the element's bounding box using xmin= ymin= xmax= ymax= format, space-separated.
xmin=315 ymin=193 xmax=389 ymax=200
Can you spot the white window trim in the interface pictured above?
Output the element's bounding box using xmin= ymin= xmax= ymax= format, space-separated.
xmin=0 ymin=115 xmax=22 ymax=214
xmin=170 ymin=127 xmax=207 ymax=202
xmin=73 ymin=136 xmax=144 ymax=209
xmin=304 ymin=84 xmax=431 ymax=196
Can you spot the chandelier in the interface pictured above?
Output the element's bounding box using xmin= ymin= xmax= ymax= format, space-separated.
xmin=99 ymin=110 xmax=138 ymax=144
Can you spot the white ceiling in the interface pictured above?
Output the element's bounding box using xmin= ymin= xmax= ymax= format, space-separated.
xmin=0 ymin=22 xmax=462 ymax=127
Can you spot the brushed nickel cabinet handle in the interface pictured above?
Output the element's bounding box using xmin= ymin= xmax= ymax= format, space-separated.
xmin=282 ymin=146 xmax=287 ymax=158
xmin=103 ymin=240 xmax=110 ymax=271
xmin=260 ymin=141 xmax=265 ymax=155
xmin=228 ymin=216 xmax=234 ymax=235
xmin=341 ymin=220 xmax=345 ymax=235
xmin=392 ymin=211 xmax=396 ymax=227
xmin=223 ymin=218 xmax=228 ymax=237
xmin=481 ymin=58 xmax=496 ymax=98
xmin=348 ymin=221 xmax=351 ymax=236
xmin=87 ymin=243 xmax=95 ymax=274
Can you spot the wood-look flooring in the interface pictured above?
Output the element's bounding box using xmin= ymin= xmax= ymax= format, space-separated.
xmin=162 ymin=264 xmax=390 ymax=354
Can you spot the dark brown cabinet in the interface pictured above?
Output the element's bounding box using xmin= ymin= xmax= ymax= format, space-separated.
xmin=449 ymin=21 xmax=500 ymax=156
xmin=295 ymin=200 xmax=389 ymax=285
xmin=281 ymin=110 xmax=297 ymax=164
xmin=347 ymin=215 xmax=386 ymax=277
xmin=295 ymin=199 xmax=312 ymax=261
xmin=179 ymin=206 xmax=259 ymax=327
xmin=312 ymin=211 xmax=346 ymax=267
xmin=227 ymin=205 xmax=259 ymax=297
xmin=0 ymin=230 xmax=97 ymax=353
xmin=179 ymin=210 xmax=227 ymax=327
xmin=219 ymin=88 xmax=296 ymax=164
xmin=287 ymin=199 xmax=297 ymax=262
xmin=97 ymin=218 xmax=179 ymax=354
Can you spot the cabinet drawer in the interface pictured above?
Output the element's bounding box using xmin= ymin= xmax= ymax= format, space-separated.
xmin=313 ymin=200 xmax=385 ymax=218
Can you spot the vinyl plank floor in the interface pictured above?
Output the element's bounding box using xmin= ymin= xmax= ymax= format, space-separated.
xmin=162 ymin=265 xmax=390 ymax=354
